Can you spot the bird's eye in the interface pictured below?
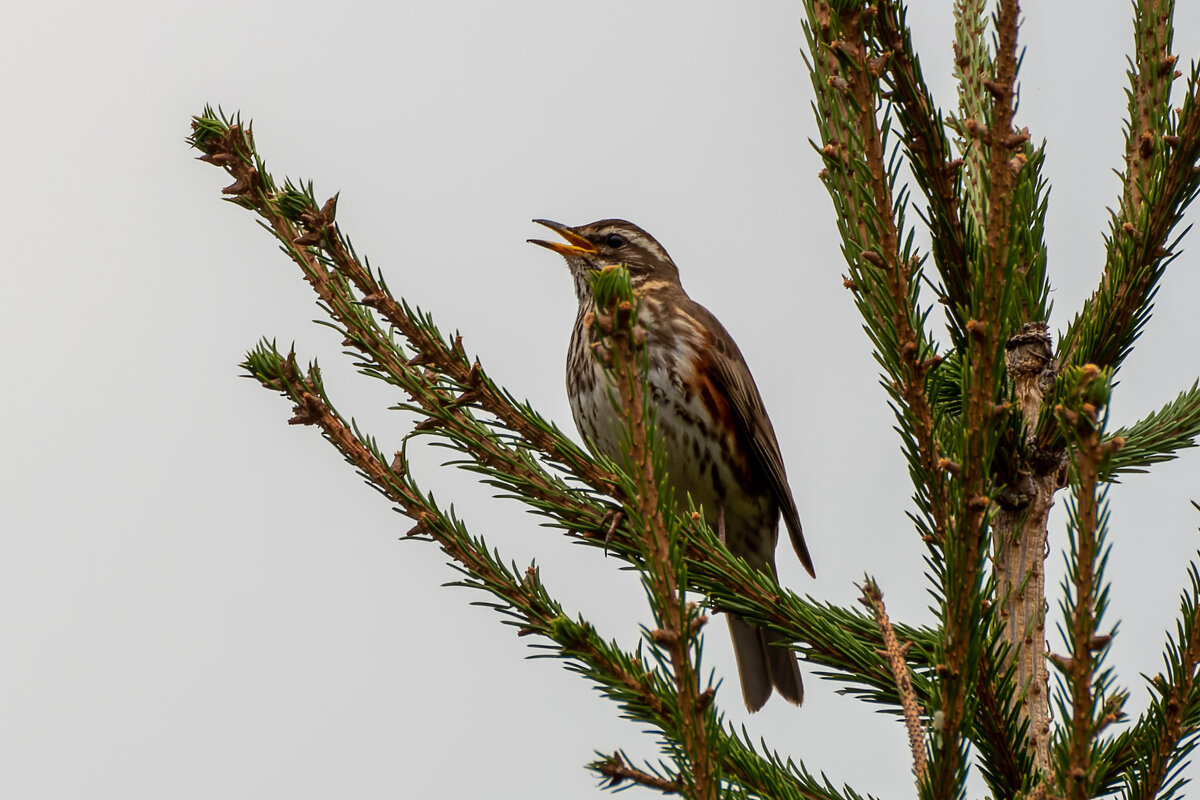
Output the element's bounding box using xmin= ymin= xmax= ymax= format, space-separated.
xmin=605 ymin=233 xmax=625 ymax=249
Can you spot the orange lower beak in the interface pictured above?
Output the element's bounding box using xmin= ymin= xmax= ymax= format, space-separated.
xmin=528 ymin=219 xmax=597 ymax=256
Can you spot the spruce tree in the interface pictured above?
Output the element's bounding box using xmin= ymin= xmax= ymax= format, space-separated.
xmin=189 ymin=1 xmax=1200 ymax=796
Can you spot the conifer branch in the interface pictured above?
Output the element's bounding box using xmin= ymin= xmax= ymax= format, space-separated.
xmin=1101 ymin=538 xmax=1200 ymax=800
xmin=860 ymin=578 xmax=927 ymax=786
xmin=951 ymin=0 xmax=990 ymax=234
xmin=688 ymin=521 xmax=936 ymax=706
xmin=933 ymin=2 xmax=1026 ymax=789
xmin=1059 ymin=1 xmax=1200 ymax=373
xmin=805 ymin=5 xmax=1036 ymax=792
xmin=1125 ymin=0 xmax=1178 ymax=222
xmin=1049 ymin=364 xmax=1123 ymax=800
xmin=594 ymin=755 xmax=684 ymax=795
xmin=970 ymin=644 xmax=1033 ymax=797
xmin=686 ymin=514 xmax=1031 ymax=791
xmin=953 ymin=0 xmax=1052 ymax=331
xmin=245 ymin=298 xmax=999 ymax=797
xmin=241 ymin=341 xmax=860 ymax=800
xmin=590 ymin=267 xmax=719 ymax=800
xmin=805 ymin=0 xmax=947 ymax=555
xmin=981 ymin=0 xmax=1022 ymax=288
xmin=957 ymin=0 xmax=1021 ymax=546
xmin=592 ymin=748 xmax=877 ymax=800
xmin=1103 ymin=381 xmax=1200 ymax=478
xmin=874 ymin=0 xmax=970 ymax=317
xmin=188 ymin=111 xmax=620 ymax=502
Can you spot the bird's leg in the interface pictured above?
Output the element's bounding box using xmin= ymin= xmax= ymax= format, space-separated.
xmin=716 ymin=506 xmax=727 ymax=545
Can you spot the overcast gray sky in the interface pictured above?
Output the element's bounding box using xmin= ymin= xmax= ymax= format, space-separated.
xmin=4 ymin=2 xmax=1200 ymax=797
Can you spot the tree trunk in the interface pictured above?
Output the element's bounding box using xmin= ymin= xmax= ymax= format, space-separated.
xmin=993 ymin=322 xmax=1064 ymax=773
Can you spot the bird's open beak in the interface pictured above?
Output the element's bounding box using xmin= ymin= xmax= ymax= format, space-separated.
xmin=528 ymin=219 xmax=597 ymax=256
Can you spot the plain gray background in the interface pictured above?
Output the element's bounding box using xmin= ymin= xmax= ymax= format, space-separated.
xmin=3 ymin=1 xmax=1200 ymax=797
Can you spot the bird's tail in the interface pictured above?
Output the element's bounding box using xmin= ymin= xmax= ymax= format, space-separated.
xmin=727 ymin=614 xmax=804 ymax=712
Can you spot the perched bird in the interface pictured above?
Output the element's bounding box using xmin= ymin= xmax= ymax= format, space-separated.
xmin=529 ymin=218 xmax=814 ymax=711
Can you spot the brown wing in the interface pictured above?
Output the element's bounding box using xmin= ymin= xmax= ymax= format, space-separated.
xmin=687 ymin=299 xmax=815 ymax=578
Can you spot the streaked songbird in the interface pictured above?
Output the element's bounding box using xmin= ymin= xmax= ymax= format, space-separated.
xmin=530 ymin=218 xmax=814 ymax=711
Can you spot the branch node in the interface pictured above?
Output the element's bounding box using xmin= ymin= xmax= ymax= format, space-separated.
xmin=650 ymin=628 xmax=679 ymax=646
xmin=1002 ymin=127 xmax=1031 ymax=149
xmin=936 ymin=458 xmax=961 ymax=476
xmin=1139 ymin=130 xmax=1155 ymax=159
xmin=860 ymin=249 xmax=887 ymax=268
xmin=983 ymin=78 xmax=1009 ymax=99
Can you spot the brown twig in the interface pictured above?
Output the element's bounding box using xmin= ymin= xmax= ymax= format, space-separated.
xmin=595 ymin=755 xmax=683 ymax=795
xmin=860 ymin=578 xmax=927 ymax=785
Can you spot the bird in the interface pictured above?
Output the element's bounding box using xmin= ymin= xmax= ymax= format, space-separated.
xmin=529 ymin=218 xmax=814 ymax=711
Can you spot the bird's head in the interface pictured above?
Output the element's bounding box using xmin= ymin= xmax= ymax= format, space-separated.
xmin=529 ymin=218 xmax=680 ymax=303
